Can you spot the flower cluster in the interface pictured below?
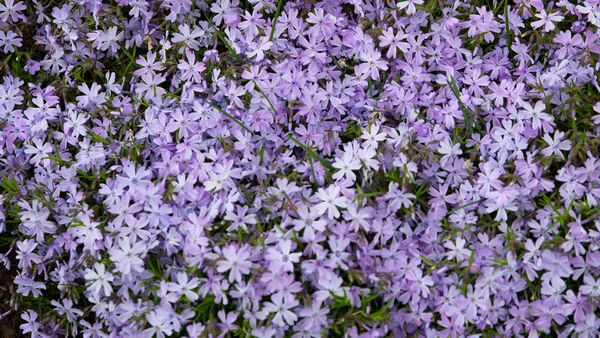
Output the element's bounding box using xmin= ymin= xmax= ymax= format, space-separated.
xmin=1 ymin=0 xmax=600 ymax=337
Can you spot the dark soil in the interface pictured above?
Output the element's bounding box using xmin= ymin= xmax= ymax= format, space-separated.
xmin=0 ymin=262 xmax=20 ymax=338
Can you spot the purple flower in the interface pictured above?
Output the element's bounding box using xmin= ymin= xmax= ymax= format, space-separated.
xmin=216 ymin=244 xmax=253 ymax=283
xmin=265 ymin=240 xmax=301 ymax=273
xmin=84 ymin=263 xmax=114 ymax=297
xmin=262 ymin=292 xmax=299 ymax=327
xmin=108 ymin=237 xmax=146 ymax=275
xmin=3 ymin=0 xmax=600 ymax=336
xmin=50 ymin=299 xmax=83 ymax=323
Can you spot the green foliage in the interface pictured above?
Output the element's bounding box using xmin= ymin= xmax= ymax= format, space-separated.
xmin=146 ymin=255 xmax=164 ymax=279
xmin=448 ymin=76 xmax=476 ymax=137
xmin=194 ymin=296 xmax=217 ymax=322
xmin=329 ymin=291 xmax=393 ymax=337
xmin=0 ymin=174 xmax=21 ymax=195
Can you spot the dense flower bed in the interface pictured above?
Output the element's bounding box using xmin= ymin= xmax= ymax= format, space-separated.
xmin=1 ymin=0 xmax=600 ymax=337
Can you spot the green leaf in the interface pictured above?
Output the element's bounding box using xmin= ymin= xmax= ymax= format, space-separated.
xmin=403 ymin=164 xmax=416 ymax=183
xmin=43 ymin=156 xmax=67 ymax=165
xmin=360 ymin=293 xmax=379 ymax=311
xmin=369 ymin=298 xmax=393 ymax=322
xmin=208 ymin=21 xmax=242 ymax=63
xmin=448 ymin=76 xmax=474 ymax=136
xmin=331 ymin=289 xmax=351 ymax=312
xmin=270 ymin=0 xmax=284 ymax=41
xmin=448 ymin=199 xmax=483 ymax=215
xmin=504 ymin=1 xmax=512 ymax=53
xmin=87 ymin=129 xmax=111 ymax=146
xmin=207 ymin=101 xmax=253 ymax=133
xmin=194 ymin=296 xmax=216 ymax=322
xmin=0 ymin=174 xmax=20 ymax=194
xmin=252 ymin=80 xmax=278 ymax=114
xmin=308 ymin=157 xmax=319 ymax=188
xmin=287 ymin=134 xmax=335 ymax=172
xmin=122 ymin=45 xmax=137 ymax=79
xmin=468 ymin=249 xmax=476 ymax=265
xmin=146 ymin=255 xmax=163 ymax=279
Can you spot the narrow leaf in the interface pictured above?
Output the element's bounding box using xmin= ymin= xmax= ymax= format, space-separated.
xmin=287 ymin=134 xmax=335 ymax=172
xmin=270 ymin=0 xmax=284 ymax=41
xmin=207 ymin=101 xmax=253 ymax=133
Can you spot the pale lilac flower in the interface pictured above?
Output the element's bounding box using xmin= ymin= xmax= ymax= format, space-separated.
xmin=532 ymin=10 xmax=564 ymax=32
xmin=108 ymin=238 xmax=146 ymax=275
xmin=50 ymin=299 xmax=83 ymax=323
xmin=541 ymin=131 xmax=572 ymax=160
xmin=263 ymin=292 xmax=299 ymax=327
xmin=315 ymin=185 xmax=348 ymax=219
xmin=84 ymin=263 xmax=114 ymax=297
xmin=216 ymin=244 xmax=253 ymax=283
xmin=265 ymin=240 xmax=301 ymax=273
xmin=397 ymin=0 xmax=424 ymax=15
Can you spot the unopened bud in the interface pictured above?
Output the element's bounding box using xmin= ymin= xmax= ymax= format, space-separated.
xmin=401 ymin=138 xmax=410 ymax=149
xmin=462 ymin=159 xmax=473 ymax=170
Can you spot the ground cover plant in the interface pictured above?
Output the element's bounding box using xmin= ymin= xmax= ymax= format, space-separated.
xmin=1 ymin=0 xmax=600 ymax=337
